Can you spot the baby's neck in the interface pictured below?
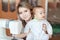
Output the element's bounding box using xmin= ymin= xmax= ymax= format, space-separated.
xmin=34 ymin=17 xmax=45 ymax=20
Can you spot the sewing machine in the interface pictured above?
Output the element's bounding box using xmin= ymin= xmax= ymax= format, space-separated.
xmin=0 ymin=19 xmax=12 ymax=40
xmin=0 ymin=19 xmax=23 ymax=40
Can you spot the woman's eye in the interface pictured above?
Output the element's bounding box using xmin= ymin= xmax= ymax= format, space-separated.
xmin=19 ymin=12 xmax=22 ymax=14
xmin=24 ymin=10 xmax=27 ymax=12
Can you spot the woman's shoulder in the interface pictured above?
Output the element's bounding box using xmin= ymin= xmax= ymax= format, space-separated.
xmin=27 ymin=19 xmax=37 ymax=25
xmin=9 ymin=20 xmax=22 ymax=24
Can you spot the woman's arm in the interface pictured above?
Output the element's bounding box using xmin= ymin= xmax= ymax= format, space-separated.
xmin=14 ymin=29 xmax=31 ymax=39
xmin=15 ymin=21 xmax=31 ymax=38
xmin=15 ymin=33 xmax=28 ymax=38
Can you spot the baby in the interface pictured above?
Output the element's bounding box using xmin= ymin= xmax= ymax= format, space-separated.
xmin=24 ymin=6 xmax=53 ymax=40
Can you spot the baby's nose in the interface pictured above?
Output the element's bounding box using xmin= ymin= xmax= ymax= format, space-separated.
xmin=42 ymin=15 xmax=45 ymax=18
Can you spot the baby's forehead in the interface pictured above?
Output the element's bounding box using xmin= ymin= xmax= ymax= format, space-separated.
xmin=34 ymin=8 xmax=44 ymax=11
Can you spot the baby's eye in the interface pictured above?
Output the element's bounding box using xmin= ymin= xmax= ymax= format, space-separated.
xmin=40 ymin=13 xmax=42 ymax=14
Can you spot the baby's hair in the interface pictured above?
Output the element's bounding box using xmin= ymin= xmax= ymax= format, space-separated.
xmin=33 ymin=6 xmax=44 ymax=14
xmin=33 ymin=6 xmax=43 ymax=8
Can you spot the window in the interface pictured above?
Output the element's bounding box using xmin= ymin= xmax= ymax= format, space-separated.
xmin=2 ymin=0 xmax=8 ymax=12
xmin=10 ymin=0 xmax=16 ymax=12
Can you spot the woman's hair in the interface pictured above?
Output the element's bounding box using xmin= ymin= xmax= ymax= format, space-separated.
xmin=17 ymin=1 xmax=32 ymax=10
xmin=17 ymin=1 xmax=33 ymax=15
xmin=17 ymin=1 xmax=33 ymax=27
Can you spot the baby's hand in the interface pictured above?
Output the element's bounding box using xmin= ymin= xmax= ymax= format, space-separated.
xmin=42 ymin=24 xmax=48 ymax=34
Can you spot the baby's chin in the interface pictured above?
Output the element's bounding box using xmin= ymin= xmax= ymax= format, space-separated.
xmin=39 ymin=18 xmax=45 ymax=20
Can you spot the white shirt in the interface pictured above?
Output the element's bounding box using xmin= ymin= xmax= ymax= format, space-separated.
xmin=9 ymin=20 xmax=23 ymax=34
xmin=0 ymin=19 xmax=23 ymax=40
xmin=24 ymin=19 xmax=53 ymax=40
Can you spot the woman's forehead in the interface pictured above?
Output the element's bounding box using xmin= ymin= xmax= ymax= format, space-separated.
xmin=19 ymin=7 xmax=29 ymax=12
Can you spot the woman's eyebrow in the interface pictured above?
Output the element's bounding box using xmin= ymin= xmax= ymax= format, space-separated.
xmin=19 ymin=12 xmax=22 ymax=14
xmin=24 ymin=10 xmax=27 ymax=12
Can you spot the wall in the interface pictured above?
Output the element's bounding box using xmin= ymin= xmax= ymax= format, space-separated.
xmin=0 ymin=0 xmax=18 ymax=20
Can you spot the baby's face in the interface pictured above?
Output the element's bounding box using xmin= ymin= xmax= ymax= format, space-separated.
xmin=34 ymin=8 xmax=46 ymax=20
xmin=18 ymin=7 xmax=31 ymax=21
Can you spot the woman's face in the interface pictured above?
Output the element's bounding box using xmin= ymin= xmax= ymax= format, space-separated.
xmin=18 ymin=7 xmax=31 ymax=21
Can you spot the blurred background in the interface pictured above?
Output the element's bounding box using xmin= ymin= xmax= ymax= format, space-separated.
xmin=0 ymin=0 xmax=60 ymax=40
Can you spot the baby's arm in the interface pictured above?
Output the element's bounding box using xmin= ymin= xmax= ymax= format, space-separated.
xmin=46 ymin=21 xmax=53 ymax=39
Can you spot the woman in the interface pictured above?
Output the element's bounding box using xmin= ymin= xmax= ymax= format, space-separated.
xmin=14 ymin=1 xmax=33 ymax=39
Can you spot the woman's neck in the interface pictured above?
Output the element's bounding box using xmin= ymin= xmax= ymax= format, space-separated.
xmin=25 ymin=17 xmax=32 ymax=23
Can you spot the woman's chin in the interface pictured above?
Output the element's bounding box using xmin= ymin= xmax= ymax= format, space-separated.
xmin=25 ymin=18 xmax=29 ymax=21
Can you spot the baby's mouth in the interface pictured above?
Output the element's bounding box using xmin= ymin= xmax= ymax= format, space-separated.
xmin=42 ymin=16 xmax=45 ymax=18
